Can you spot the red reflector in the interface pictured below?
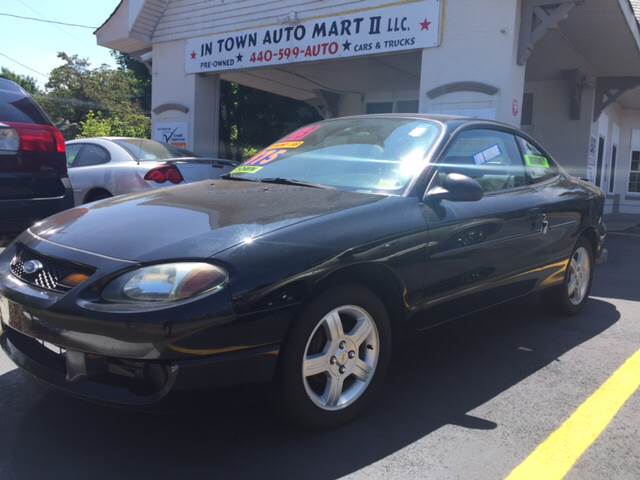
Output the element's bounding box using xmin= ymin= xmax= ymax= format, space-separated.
xmin=167 ymin=167 xmax=183 ymax=184
xmin=145 ymin=169 xmax=167 ymax=183
xmin=53 ymin=129 xmax=66 ymax=153
xmin=144 ymin=165 xmax=184 ymax=184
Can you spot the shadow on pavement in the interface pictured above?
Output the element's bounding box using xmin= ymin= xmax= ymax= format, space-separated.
xmin=0 ymin=295 xmax=619 ymax=480
xmin=592 ymin=235 xmax=640 ymax=302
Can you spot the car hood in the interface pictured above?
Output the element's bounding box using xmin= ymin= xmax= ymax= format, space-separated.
xmin=29 ymin=180 xmax=385 ymax=262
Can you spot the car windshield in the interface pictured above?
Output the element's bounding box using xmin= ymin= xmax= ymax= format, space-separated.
xmin=113 ymin=138 xmax=199 ymax=161
xmin=226 ymin=117 xmax=442 ymax=193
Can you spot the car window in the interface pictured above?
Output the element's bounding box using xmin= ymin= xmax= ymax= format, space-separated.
xmin=66 ymin=144 xmax=82 ymax=167
xmin=226 ymin=118 xmax=442 ymax=193
xmin=73 ymin=144 xmax=110 ymax=167
xmin=516 ymin=136 xmax=559 ymax=183
xmin=0 ymin=85 xmax=50 ymax=125
xmin=438 ymin=129 xmax=528 ymax=193
xmin=113 ymin=138 xmax=198 ymax=161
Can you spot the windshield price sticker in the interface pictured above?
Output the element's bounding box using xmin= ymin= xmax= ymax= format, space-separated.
xmin=245 ymin=148 xmax=289 ymax=166
xmin=473 ymin=144 xmax=502 ymax=165
xmin=524 ymin=154 xmax=551 ymax=169
xmin=231 ymin=165 xmax=263 ymax=175
xmin=283 ymin=125 xmax=321 ymax=141
xmin=270 ymin=141 xmax=304 ymax=149
xmin=185 ymin=0 xmax=441 ymax=73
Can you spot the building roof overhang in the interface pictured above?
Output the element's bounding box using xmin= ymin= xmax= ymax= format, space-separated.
xmin=527 ymin=0 xmax=640 ymax=81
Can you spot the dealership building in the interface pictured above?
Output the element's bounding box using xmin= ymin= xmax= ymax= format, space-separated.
xmin=97 ymin=0 xmax=640 ymax=214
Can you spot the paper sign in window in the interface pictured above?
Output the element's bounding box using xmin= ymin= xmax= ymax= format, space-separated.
xmin=473 ymin=144 xmax=502 ymax=165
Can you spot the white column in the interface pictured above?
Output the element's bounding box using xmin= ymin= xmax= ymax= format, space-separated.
xmin=418 ymin=0 xmax=526 ymax=126
xmin=151 ymin=40 xmax=221 ymax=156
xmin=192 ymin=74 xmax=220 ymax=156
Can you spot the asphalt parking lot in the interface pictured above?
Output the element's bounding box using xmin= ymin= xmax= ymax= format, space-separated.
xmin=0 ymin=235 xmax=639 ymax=480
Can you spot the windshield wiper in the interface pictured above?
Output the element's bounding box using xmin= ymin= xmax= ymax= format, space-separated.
xmin=220 ymin=173 xmax=260 ymax=182
xmin=258 ymin=177 xmax=331 ymax=189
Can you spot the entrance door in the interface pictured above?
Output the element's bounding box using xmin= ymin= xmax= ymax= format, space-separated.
xmin=596 ymin=136 xmax=605 ymax=188
xmin=609 ymin=145 xmax=618 ymax=193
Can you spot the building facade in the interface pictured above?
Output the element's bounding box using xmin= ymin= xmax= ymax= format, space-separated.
xmin=97 ymin=0 xmax=640 ymax=214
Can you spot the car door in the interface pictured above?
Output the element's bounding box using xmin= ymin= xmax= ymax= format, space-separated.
xmin=67 ymin=143 xmax=111 ymax=204
xmin=418 ymin=126 xmax=544 ymax=326
xmin=514 ymin=135 xmax=584 ymax=271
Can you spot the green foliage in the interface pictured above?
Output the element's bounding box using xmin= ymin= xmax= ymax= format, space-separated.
xmin=0 ymin=67 xmax=40 ymax=95
xmin=241 ymin=146 xmax=260 ymax=160
xmin=38 ymin=52 xmax=150 ymax=139
xmin=79 ymin=111 xmax=150 ymax=138
xmin=111 ymin=51 xmax=151 ymax=112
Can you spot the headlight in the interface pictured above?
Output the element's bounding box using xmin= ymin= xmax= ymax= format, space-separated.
xmin=102 ymin=263 xmax=227 ymax=303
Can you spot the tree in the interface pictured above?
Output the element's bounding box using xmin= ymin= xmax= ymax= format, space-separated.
xmin=111 ymin=51 xmax=151 ymax=113
xmin=40 ymin=52 xmax=150 ymax=138
xmin=0 ymin=67 xmax=40 ymax=95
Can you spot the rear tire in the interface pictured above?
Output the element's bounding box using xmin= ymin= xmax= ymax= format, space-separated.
xmin=279 ymin=284 xmax=391 ymax=429
xmin=84 ymin=190 xmax=112 ymax=204
xmin=548 ymin=237 xmax=594 ymax=316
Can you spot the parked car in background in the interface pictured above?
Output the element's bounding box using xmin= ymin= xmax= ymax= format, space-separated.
xmin=0 ymin=78 xmax=73 ymax=241
xmin=66 ymin=137 xmax=238 ymax=204
xmin=0 ymin=115 xmax=606 ymax=428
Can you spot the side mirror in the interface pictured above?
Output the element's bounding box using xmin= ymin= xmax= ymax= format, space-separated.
xmin=425 ymin=173 xmax=484 ymax=202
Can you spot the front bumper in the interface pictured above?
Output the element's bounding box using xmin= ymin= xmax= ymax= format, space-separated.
xmin=0 ymin=236 xmax=294 ymax=406
xmin=1 ymin=324 xmax=279 ymax=406
xmin=0 ymin=325 xmax=278 ymax=406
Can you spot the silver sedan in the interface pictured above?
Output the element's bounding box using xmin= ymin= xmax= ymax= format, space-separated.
xmin=65 ymin=137 xmax=237 ymax=205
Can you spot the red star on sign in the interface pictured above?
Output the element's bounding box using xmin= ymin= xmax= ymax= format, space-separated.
xmin=190 ymin=51 xmax=197 ymax=59
xmin=420 ymin=18 xmax=432 ymax=30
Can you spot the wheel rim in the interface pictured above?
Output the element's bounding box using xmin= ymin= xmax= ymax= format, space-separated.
xmin=302 ymin=305 xmax=380 ymax=411
xmin=567 ymin=246 xmax=591 ymax=306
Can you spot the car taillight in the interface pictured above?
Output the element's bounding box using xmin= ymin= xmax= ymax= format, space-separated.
xmin=144 ymin=165 xmax=184 ymax=184
xmin=2 ymin=122 xmax=66 ymax=154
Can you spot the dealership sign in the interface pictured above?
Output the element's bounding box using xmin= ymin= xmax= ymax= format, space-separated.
xmin=185 ymin=0 xmax=441 ymax=74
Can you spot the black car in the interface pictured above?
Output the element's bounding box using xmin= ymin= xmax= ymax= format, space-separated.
xmin=0 ymin=115 xmax=605 ymax=428
xmin=0 ymin=78 xmax=73 ymax=241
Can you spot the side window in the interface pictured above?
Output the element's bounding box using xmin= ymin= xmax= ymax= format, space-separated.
xmin=438 ymin=129 xmax=528 ymax=193
xmin=73 ymin=144 xmax=110 ymax=167
xmin=516 ymin=136 xmax=559 ymax=183
xmin=66 ymin=144 xmax=82 ymax=167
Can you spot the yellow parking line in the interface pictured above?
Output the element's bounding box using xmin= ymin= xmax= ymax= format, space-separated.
xmin=506 ymin=349 xmax=640 ymax=480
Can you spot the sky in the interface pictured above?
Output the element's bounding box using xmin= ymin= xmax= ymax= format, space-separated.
xmin=0 ymin=0 xmax=122 ymax=86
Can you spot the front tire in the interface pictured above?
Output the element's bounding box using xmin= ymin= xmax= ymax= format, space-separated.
xmin=279 ymin=284 xmax=391 ymax=429
xmin=549 ymin=237 xmax=594 ymax=316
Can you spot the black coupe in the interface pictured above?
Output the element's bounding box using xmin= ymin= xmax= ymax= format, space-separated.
xmin=0 ymin=115 xmax=606 ymax=428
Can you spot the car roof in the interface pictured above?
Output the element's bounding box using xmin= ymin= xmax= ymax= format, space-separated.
xmin=326 ymin=113 xmax=520 ymax=132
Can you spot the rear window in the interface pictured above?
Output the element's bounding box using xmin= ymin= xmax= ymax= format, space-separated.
xmin=113 ymin=138 xmax=199 ymax=161
xmin=0 ymin=79 xmax=50 ymax=125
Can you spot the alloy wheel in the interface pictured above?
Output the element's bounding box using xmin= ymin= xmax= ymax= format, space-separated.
xmin=567 ymin=246 xmax=591 ymax=306
xmin=302 ymin=305 xmax=379 ymax=411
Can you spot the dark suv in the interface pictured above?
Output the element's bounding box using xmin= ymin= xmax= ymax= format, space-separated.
xmin=0 ymin=78 xmax=73 ymax=241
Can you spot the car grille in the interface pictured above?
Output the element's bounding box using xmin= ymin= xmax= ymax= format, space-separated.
xmin=9 ymin=246 xmax=94 ymax=293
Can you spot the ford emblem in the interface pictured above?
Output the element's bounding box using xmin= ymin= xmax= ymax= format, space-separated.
xmin=22 ymin=260 xmax=44 ymax=275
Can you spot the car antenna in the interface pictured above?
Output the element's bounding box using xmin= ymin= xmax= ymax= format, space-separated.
xmin=136 ymin=137 xmax=143 ymax=164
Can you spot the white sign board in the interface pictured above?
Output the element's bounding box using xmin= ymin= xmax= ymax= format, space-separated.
xmin=185 ymin=0 xmax=441 ymax=74
xmin=153 ymin=122 xmax=189 ymax=150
